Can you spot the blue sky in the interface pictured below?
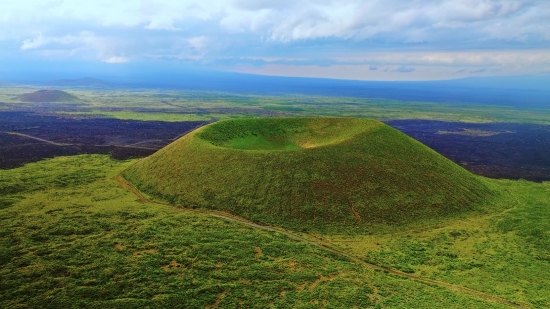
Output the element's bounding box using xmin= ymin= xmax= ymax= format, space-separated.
xmin=1 ymin=0 xmax=550 ymax=81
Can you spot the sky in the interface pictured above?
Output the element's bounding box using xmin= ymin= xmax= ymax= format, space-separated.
xmin=1 ymin=0 xmax=550 ymax=81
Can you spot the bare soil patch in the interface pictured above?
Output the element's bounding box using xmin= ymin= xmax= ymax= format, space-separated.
xmin=133 ymin=249 xmax=158 ymax=255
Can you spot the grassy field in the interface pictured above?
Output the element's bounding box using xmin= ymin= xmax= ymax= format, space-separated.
xmin=58 ymin=110 xmax=214 ymax=122
xmin=326 ymin=178 xmax=550 ymax=307
xmin=124 ymin=118 xmax=499 ymax=231
xmin=2 ymin=86 xmax=550 ymax=124
xmin=0 ymin=155 xmax=517 ymax=308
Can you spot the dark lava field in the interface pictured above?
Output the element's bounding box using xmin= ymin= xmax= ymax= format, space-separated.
xmin=1 ymin=112 xmax=548 ymax=182
xmin=0 ymin=112 xmax=208 ymax=169
xmin=386 ymin=120 xmax=550 ymax=182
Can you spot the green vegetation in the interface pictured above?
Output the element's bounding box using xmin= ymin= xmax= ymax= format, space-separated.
xmin=1 ymin=84 xmax=549 ymax=307
xmin=0 ymin=155 xmax=514 ymax=308
xmin=17 ymin=90 xmax=80 ymax=102
xmin=328 ymin=179 xmax=550 ymax=307
xmin=57 ymin=110 xmax=214 ymax=122
xmin=124 ymin=117 xmax=499 ymax=231
xmin=1 ymin=86 xmax=550 ymax=124
xmin=199 ymin=117 xmax=367 ymax=150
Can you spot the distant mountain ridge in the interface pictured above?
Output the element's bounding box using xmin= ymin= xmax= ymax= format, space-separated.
xmin=116 ymin=71 xmax=550 ymax=108
xmin=435 ymin=74 xmax=550 ymax=91
xmin=51 ymin=77 xmax=111 ymax=88
xmin=7 ymin=72 xmax=549 ymax=107
xmin=17 ymin=90 xmax=80 ymax=102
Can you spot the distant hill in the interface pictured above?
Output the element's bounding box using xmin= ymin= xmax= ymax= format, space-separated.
xmin=124 ymin=117 xmax=498 ymax=229
xmin=18 ymin=90 xmax=80 ymax=102
xmin=51 ymin=77 xmax=111 ymax=88
xmin=437 ymin=74 xmax=550 ymax=92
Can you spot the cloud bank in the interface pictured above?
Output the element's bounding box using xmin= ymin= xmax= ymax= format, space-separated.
xmin=1 ymin=0 xmax=549 ymax=80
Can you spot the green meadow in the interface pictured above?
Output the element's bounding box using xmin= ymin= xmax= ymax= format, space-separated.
xmin=0 ymin=155 xmax=522 ymax=308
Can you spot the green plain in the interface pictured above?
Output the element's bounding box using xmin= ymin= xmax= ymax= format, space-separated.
xmin=2 ymin=86 xmax=550 ymax=124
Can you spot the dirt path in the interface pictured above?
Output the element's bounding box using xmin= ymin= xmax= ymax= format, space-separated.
xmin=168 ymin=120 xmax=214 ymax=142
xmin=5 ymin=132 xmax=73 ymax=146
xmin=114 ymin=172 xmax=528 ymax=309
xmin=4 ymin=131 xmax=161 ymax=151
xmin=4 ymin=121 xmax=212 ymax=153
xmin=98 ymin=144 xmax=161 ymax=151
xmin=125 ymin=139 xmax=163 ymax=146
xmin=348 ymin=199 xmax=362 ymax=222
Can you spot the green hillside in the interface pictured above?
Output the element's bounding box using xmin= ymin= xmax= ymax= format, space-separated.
xmin=0 ymin=155 xmax=519 ymax=309
xmin=18 ymin=90 xmax=80 ymax=102
xmin=124 ymin=117 xmax=498 ymax=228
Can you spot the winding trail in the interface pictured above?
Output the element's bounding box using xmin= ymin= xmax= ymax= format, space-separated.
xmin=3 ymin=131 xmax=160 ymax=150
xmin=5 ymin=132 xmax=73 ymax=146
xmin=3 ymin=121 xmax=212 ymax=151
xmin=114 ymin=171 xmax=528 ymax=309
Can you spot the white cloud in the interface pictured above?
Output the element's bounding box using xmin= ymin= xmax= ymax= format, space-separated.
xmin=104 ymin=56 xmax=129 ymax=63
xmin=3 ymin=0 xmax=550 ymax=79
xmin=208 ymin=48 xmax=550 ymax=80
xmin=188 ymin=36 xmax=208 ymax=50
xmin=228 ymin=61 xmax=547 ymax=81
xmin=145 ymin=19 xmax=180 ymax=31
xmin=3 ymin=0 xmax=549 ymax=43
xmin=332 ymin=50 xmax=550 ymax=67
xmin=21 ymin=35 xmax=48 ymax=50
xmin=218 ymin=0 xmax=550 ymax=43
xmin=19 ymin=31 xmax=129 ymax=63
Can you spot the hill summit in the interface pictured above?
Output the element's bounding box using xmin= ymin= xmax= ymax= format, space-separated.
xmin=124 ymin=117 xmax=497 ymax=227
xmin=18 ymin=90 xmax=80 ymax=102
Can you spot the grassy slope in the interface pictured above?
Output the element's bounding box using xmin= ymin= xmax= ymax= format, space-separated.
xmin=124 ymin=118 xmax=498 ymax=230
xmin=328 ymin=179 xmax=550 ymax=307
xmin=0 ymin=155 xmax=511 ymax=309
